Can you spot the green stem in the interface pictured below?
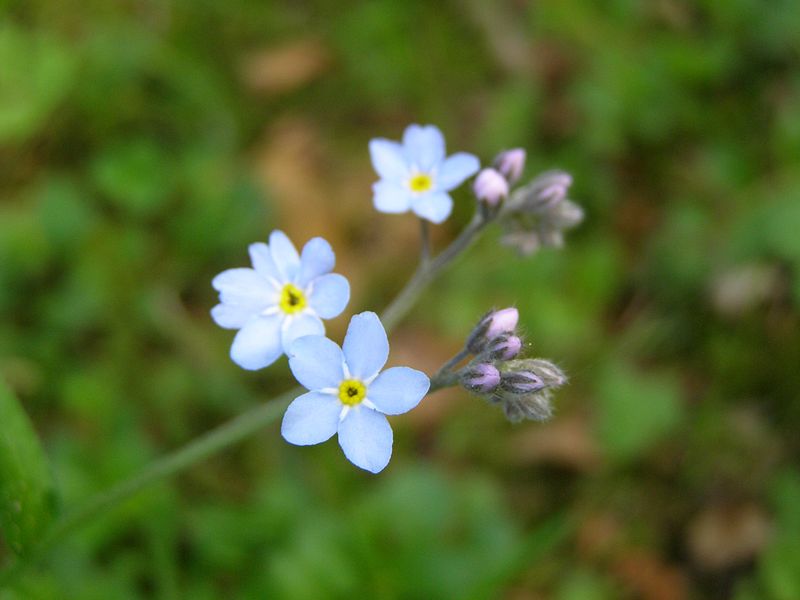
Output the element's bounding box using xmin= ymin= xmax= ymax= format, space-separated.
xmin=1 ymin=209 xmax=492 ymax=584
xmin=438 ymin=348 xmax=470 ymax=375
xmin=419 ymin=218 xmax=431 ymax=266
xmin=45 ymin=390 xmax=295 ymax=547
xmin=428 ymin=348 xmax=470 ymax=393
xmin=428 ymin=370 xmax=461 ymax=393
xmin=381 ymin=212 xmax=487 ymax=331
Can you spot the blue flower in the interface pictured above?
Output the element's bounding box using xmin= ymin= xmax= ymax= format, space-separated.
xmin=283 ymin=312 xmax=430 ymax=473
xmin=211 ymin=230 xmax=350 ymax=370
xmin=369 ymin=124 xmax=480 ymax=224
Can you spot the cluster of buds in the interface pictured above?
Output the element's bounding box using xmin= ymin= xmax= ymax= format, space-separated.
xmin=458 ymin=308 xmax=567 ymax=422
xmin=499 ymin=170 xmax=583 ymax=256
xmin=471 ymin=146 xmax=583 ymax=256
xmin=495 ymin=358 xmax=567 ymax=422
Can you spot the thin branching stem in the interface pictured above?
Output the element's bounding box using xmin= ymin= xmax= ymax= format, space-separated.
xmin=0 ymin=208 xmax=493 ymax=584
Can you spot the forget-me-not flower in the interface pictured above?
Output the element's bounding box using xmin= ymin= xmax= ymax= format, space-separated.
xmin=211 ymin=230 xmax=350 ymax=370
xmin=282 ymin=311 xmax=430 ymax=473
xmin=369 ymin=124 xmax=480 ymax=224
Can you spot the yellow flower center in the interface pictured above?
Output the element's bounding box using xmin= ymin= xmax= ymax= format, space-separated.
xmin=279 ymin=283 xmax=307 ymax=315
xmin=409 ymin=173 xmax=433 ymax=193
xmin=338 ymin=379 xmax=366 ymax=406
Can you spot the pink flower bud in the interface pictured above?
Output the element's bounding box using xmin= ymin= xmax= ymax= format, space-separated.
xmin=473 ymin=168 xmax=509 ymax=206
xmin=500 ymin=371 xmax=545 ymax=395
xmin=466 ymin=307 xmax=520 ymax=353
xmin=485 ymin=307 xmax=519 ymax=340
xmin=493 ymin=148 xmax=526 ymax=184
xmin=460 ymin=363 xmax=501 ymax=394
xmin=487 ymin=334 xmax=522 ymax=360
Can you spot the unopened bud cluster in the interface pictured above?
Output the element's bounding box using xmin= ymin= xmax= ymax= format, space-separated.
xmin=496 ymin=358 xmax=566 ymax=422
xmin=458 ymin=308 xmax=567 ymax=422
xmin=499 ymin=170 xmax=583 ymax=256
xmin=470 ymin=146 xmax=583 ymax=256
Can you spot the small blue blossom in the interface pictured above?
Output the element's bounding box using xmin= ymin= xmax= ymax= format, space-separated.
xmin=283 ymin=311 xmax=430 ymax=473
xmin=211 ymin=230 xmax=350 ymax=371
xmin=369 ymin=124 xmax=480 ymax=224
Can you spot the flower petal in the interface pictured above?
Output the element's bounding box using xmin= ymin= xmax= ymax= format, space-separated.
xmin=411 ymin=191 xmax=453 ymax=224
xmin=281 ymin=312 xmax=325 ymax=352
xmin=373 ymin=180 xmax=412 ymax=214
xmin=230 ymin=315 xmax=283 ymax=370
xmin=269 ymin=230 xmax=301 ymax=282
xmin=337 ymin=406 xmax=392 ymax=473
xmin=308 ymin=273 xmax=349 ymax=319
xmin=402 ymin=124 xmax=445 ymax=170
xmin=212 ymin=268 xmax=274 ymax=310
xmin=436 ymin=152 xmax=480 ymax=191
xmin=367 ymin=367 xmax=430 ymax=415
xmin=297 ymin=237 xmax=335 ymax=287
xmin=342 ymin=311 xmax=389 ymax=380
xmin=248 ymin=242 xmax=281 ymax=282
xmin=369 ymin=138 xmax=409 ymax=181
xmin=211 ymin=303 xmax=257 ymax=330
xmin=281 ymin=391 xmax=342 ymax=446
xmin=289 ymin=335 xmax=345 ymax=390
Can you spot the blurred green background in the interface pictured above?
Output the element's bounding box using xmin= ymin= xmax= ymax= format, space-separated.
xmin=2 ymin=1 xmax=800 ymax=598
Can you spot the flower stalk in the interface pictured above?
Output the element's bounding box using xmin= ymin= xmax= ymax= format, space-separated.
xmin=1 ymin=206 xmax=493 ymax=584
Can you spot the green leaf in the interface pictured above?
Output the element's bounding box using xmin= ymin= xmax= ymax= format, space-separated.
xmin=0 ymin=376 xmax=54 ymax=556
xmin=557 ymin=569 xmax=615 ymax=600
xmin=0 ymin=27 xmax=77 ymax=143
xmin=90 ymin=138 xmax=176 ymax=218
xmin=755 ymin=470 xmax=800 ymax=600
xmin=595 ymin=361 xmax=683 ymax=464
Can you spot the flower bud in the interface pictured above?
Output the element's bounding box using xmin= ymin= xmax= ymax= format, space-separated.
xmin=506 ymin=170 xmax=573 ymax=214
xmin=502 ymin=390 xmax=553 ymax=422
xmin=486 ymin=334 xmax=522 ymax=361
xmin=494 ymin=148 xmax=526 ymax=184
xmin=506 ymin=358 xmax=567 ymax=387
xmin=537 ymin=174 xmax=572 ymax=209
xmin=473 ymin=168 xmax=509 ymax=207
xmin=500 ymin=230 xmax=541 ymax=257
xmin=532 ymin=360 xmax=567 ymax=387
xmin=500 ymin=371 xmax=545 ymax=395
xmin=547 ymin=199 xmax=584 ymax=228
xmin=460 ymin=363 xmax=501 ymax=394
xmin=485 ymin=307 xmax=519 ymax=340
xmin=466 ymin=307 xmax=519 ymax=353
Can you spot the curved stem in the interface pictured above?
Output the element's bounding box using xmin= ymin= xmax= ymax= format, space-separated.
xmin=437 ymin=348 xmax=470 ymax=375
xmin=0 ymin=390 xmax=297 ymax=586
xmin=419 ymin=218 xmax=431 ymax=266
xmin=44 ymin=390 xmax=296 ymax=548
xmin=1 ymin=209 xmax=492 ymax=584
